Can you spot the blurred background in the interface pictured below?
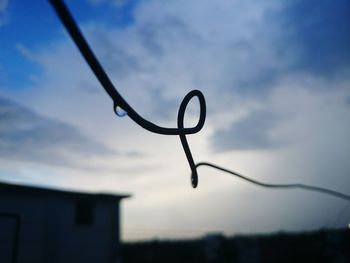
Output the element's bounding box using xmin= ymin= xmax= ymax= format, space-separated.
xmin=0 ymin=0 xmax=349 ymax=242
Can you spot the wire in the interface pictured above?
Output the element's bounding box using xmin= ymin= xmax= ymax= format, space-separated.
xmin=195 ymin=162 xmax=350 ymax=201
xmin=48 ymin=0 xmax=206 ymax=187
xmin=48 ymin=0 xmax=350 ymax=196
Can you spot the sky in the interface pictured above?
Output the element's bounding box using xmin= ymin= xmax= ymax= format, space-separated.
xmin=0 ymin=0 xmax=350 ymax=241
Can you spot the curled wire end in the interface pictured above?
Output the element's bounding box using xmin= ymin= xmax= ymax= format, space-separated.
xmin=177 ymin=90 xmax=206 ymax=188
xmin=49 ymin=0 xmax=206 ymax=188
xmin=191 ymin=170 xmax=198 ymax=188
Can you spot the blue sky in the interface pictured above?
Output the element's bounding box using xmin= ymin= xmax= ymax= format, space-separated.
xmin=0 ymin=0 xmax=137 ymax=87
xmin=1 ymin=0 xmax=350 ymax=240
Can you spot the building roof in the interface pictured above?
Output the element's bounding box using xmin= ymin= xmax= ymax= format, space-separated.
xmin=0 ymin=181 xmax=131 ymax=201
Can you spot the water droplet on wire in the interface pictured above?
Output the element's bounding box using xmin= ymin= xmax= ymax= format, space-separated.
xmin=114 ymin=105 xmax=128 ymax=117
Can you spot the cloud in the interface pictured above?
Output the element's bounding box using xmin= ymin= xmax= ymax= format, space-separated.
xmin=0 ymin=96 xmax=115 ymax=167
xmin=136 ymin=0 xmax=349 ymax=94
xmin=68 ymin=0 xmax=285 ymax=128
xmin=0 ymin=0 xmax=8 ymax=26
xmin=86 ymin=0 xmax=106 ymax=5
xmin=211 ymin=107 xmax=282 ymax=152
xmin=0 ymin=0 xmax=7 ymax=11
xmin=278 ymin=0 xmax=350 ymax=76
xmin=15 ymin=43 xmax=42 ymax=64
xmin=80 ymin=0 xmax=349 ymax=116
xmin=210 ymin=73 xmax=350 ymax=152
xmin=26 ymin=0 xmax=349 ymax=129
xmin=86 ymin=0 xmax=133 ymax=7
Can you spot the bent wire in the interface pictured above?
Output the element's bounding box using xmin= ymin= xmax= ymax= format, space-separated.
xmin=49 ymin=0 xmax=206 ymax=187
xmin=195 ymin=162 xmax=350 ymax=202
xmin=49 ymin=0 xmax=349 ymax=200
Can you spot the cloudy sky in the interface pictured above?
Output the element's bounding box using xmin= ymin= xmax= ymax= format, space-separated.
xmin=0 ymin=0 xmax=349 ymax=240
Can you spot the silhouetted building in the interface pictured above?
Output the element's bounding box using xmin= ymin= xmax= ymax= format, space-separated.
xmin=0 ymin=181 xmax=129 ymax=263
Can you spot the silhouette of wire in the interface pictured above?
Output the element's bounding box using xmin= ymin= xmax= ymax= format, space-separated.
xmin=195 ymin=162 xmax=350 ymax=201
xmin=49 ymin=0 xmax=206 ymax=187
xmin=49 ymin=0 xmax=349 ymax=196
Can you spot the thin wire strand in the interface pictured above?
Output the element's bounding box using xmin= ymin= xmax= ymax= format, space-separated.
xmin=48 ymin=0 xmax=350 ymax=195
xmin=48 ymin=0 xmax=206 ymax=187
xmin=195 ymin=162 xmax=350 ymax=201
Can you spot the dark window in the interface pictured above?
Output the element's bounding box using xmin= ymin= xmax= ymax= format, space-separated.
xmin=75 ymin=199 xmax=95 ymax=225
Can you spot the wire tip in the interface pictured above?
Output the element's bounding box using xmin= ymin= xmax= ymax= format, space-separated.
xmin=191 ymin=174 xmax=198 ymax=188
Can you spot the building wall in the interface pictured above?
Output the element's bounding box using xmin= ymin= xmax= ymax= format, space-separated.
xmin=0 ymin=214 xmax=19 ymax=263
xmin=44 ymin=195 xmax=120 ymax=263
xmin=0 ymin=193 xmax=47 ymax=263
xmin=0 ymin=191 xmax=121 ymax=263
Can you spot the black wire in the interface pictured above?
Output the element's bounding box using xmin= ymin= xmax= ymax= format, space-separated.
xmin=195 ymin=162 xmax=350 ymax=201
xmin=48 ymin=0 xmax=206 ymax=187
xmin=48 ymin=0 xmax=350 ymax=197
